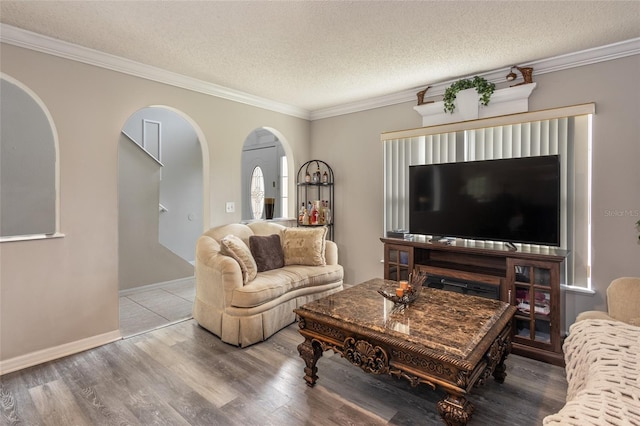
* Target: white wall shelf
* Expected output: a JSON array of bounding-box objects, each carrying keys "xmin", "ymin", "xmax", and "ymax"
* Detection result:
[{"xmin": 414, "ymin": 83, "xmax": 537, "ymax": 127}]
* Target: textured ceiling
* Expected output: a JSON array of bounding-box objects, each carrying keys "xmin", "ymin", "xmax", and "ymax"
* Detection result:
[{"xmin": 1, "ymin": 1, "xmax": 639, "ymax": 112}]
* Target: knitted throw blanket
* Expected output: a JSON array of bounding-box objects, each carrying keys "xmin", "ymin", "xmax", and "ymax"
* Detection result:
[{"xmin": 543, "ymin": 319, "xmax": 640, "ymax": 426}]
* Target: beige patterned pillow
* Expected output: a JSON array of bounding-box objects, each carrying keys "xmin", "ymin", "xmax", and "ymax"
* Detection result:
[
  {"xmin": 219, "ymin": 234, "xmax": 257, "ymax": 283},
  {"xmin": 282, "ymin": 227, "xmax": 327, "ymax": 266}
]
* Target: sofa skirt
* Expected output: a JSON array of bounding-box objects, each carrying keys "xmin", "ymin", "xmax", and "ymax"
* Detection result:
[{"xmin": 195, "ymin": 281, "xmax": 343, "ymax": 347}]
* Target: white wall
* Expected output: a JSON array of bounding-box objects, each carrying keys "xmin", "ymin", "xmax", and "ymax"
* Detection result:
[{"xmin": 311, "ymin": 55, "xmax": 640, "ymax": 328}]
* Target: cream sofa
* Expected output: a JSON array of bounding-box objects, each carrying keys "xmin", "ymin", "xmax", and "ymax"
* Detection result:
[
  {"xmin": 193, "ymin": 221, "xmax": 343, "ymax": 347},
  {"xmin": 574, "ymin": 276, "xmax": 640, "ymax": 326},
  {"xmin": 543, "ymin": 319, "xmax": 640, "ymax": 425},
  {"xmin": 543, "ymin": 277, "xmax": 640, "ymax": 425}
]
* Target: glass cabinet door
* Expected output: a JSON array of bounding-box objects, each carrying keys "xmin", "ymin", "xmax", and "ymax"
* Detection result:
[
  {"xmin": 510, "ymin": 260, "xmax": 557, "ymax": 350},
  {"xmin": 384, "ymin": 244, "xmax": 413, "ymax": 281}
]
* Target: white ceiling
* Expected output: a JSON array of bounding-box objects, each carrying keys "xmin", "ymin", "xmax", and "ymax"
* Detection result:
[{"xmin": 1, "ymin": 1, "xmax": 639, "ymax": 114}]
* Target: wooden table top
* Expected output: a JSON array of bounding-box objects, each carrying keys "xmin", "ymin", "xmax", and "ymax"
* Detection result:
[{"xmin": 296, "ymin": 278, "xmax": 515, "ymax": 367}]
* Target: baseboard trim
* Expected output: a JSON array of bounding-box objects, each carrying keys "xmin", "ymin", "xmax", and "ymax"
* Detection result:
[
  {"xmin": 119, "ymin": 276, "xmax": 195, "ymax": 297},
  {"xmin": 0, "ymin": 330, "xmax": 122, "ymax": 375}
]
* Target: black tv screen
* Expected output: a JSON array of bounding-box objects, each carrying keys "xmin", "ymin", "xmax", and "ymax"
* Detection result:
[{"xmin": 409, "ymin": 155, "xmax": 560, "ymax": 246}]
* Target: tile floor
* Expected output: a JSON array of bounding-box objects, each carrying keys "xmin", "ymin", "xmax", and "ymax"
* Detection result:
[{"xmin": 119, "ymin": 278, "xmax": 195, "ymax": 338}]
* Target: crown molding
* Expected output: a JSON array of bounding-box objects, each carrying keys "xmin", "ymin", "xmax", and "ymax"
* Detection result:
[
  {"xmin": 1, "ymin": 24, "xmax": 638, "ymax": 122},
  {"xmin": 0, "ymin": 24, "xmax": 311, "ymax": 120},
  {"xmin": 311, "ymin": 37, "xmax": 640, "ymax": 120}
]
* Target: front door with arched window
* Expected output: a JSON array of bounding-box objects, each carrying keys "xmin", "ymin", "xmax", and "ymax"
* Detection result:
[{"xmin": 241, "ymin": 129, "xmax": 283, "ymax": 221}]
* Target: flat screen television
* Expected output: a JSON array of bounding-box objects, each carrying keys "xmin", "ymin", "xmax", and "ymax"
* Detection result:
[{"xmin": 409, "ymin": 155, "xmax": 560, "ymax": 246}]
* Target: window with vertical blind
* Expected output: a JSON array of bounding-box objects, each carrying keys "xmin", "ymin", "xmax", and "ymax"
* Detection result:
[{"xmin": 382, "ymin": 104, "xmax": 594, "ymax": 288}]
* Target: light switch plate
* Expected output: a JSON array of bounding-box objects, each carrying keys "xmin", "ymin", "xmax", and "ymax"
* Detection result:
[{"xmin": 225, "ymin": 202, "xmax": 235, "ymax": 213}]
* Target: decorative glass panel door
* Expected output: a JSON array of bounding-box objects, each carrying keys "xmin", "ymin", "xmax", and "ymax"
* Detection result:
[
  {"xmin": 508, "ymin": 258, "xmax": 561, "ymax": 354},
  {"xmin": 384, "ymin": 244, "xmax": 413, "ymax": 282}
]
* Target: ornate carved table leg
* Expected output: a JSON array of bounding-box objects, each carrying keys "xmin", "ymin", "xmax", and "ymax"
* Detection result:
[
  {"xmin": 437, "ymin": 394, "xmax": 474, "ymax": 426},
  {"xmin": 492, "ymin": 352, "xmax": 508, "ymax": 383},
  {"xmin": 492, "ymin": 335, "xmax": 511, "ymax": 384},
  {"xmin": 297, "ymin": 337, "xmax": 323, "ymax": 387}
]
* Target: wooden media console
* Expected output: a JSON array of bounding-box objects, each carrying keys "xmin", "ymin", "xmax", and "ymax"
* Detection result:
[{"xmin": 382, "ymin": 237, "xmax": 568, "ymax": 365}]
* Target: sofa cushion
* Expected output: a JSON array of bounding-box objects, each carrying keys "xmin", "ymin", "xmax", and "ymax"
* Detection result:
[
  {"xmin": 230, "ymin": 263, "xmax": 344, "ymax": 308},
  {"xmin": 247, "ymin": 221, "xmax": 286, "ymax": 237},
  {"xmin": 249, "ymin": 234, "xmax": 285, "ymax": 272},
  {"xmin": 220, "ymin": 235, "xmax": 257, "ymax": 284},
  {"xmin": 282, "ymin": 226, "xmax": 327, "ymax": 266},
  {"xmin": 205, "ymin": 223, "xmax": 254, "ymax": 247}
]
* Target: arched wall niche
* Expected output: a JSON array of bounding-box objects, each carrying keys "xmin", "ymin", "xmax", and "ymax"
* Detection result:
[{"xmin": 0, "ymin": 73, "xmax": 61, "ymax": 241}]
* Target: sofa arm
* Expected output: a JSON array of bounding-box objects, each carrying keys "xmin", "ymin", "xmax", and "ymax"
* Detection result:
[
  {"xmin": 325, "ymin": 240, "xmax": 338, "ymax": 265},
  {"xmin": 195, "ymin": 235, "xmax": 244, "ymax": 309},
  {"xmin": 575, "ymin": 310, "xmax": 613, "ymax": 322}
]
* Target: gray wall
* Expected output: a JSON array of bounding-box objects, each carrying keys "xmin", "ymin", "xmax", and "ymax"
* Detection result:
[
  {"xmin": 311, "ymin": 54, "xmax": 640, "ymax": 329},
  {"xmin": 0, "ymin": 43, "xmax": 310, "ymax": 367},
  {"xmin": 0, "ymin": 77, "xmax": 56, "ymax": 237},
  {"xmin": 0, "ymin": 38, "xmax": 637, "ymax": 370}
]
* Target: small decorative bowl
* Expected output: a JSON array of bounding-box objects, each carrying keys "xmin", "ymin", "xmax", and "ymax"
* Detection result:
[
  {"xmin": 378, "ymin": 271, "xmax": 428, "ymax": 307},
  {"xmin": 378, "ymin": 286, "xmax": 421, "ymax": 306}
]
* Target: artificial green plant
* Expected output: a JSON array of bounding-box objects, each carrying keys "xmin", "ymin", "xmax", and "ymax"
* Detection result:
[{"xmin": 443, "ymin": 76, "xmax": 496, "ymax": 114}]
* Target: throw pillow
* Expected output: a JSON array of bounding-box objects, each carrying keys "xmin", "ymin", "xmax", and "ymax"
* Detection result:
[
  {"xmin": 282, "ymin": 226, "xmax": 327, "ymax": 266},
  {"xmin": 219, "ymin": 234, "xmax": 257, "ymax": 284},
  {"xmin": 249, "ymin": 234, "xmax": 285, "ymax": 272}
]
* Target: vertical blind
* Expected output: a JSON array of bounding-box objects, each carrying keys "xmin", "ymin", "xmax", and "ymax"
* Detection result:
[
  {"xmin": 383, "ymin": 132, "xmax": 457, "ymax": 233},
  {"xmin": 383, "ymin": 116, "xmax": 590, "ymax": 288}
]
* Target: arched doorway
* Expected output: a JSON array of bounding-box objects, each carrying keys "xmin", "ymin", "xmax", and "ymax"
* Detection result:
[
  {"xmin": 241, "ymin": 128, "xmax": 293, "ymax": 221},
  {"xmin": 118, "ymin": 106, "xmax": 209, "ymax": 337}
]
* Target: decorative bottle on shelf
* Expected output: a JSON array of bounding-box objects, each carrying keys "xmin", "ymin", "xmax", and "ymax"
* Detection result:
[
  {"xmin": 298, "ymin": 203, "xmax": 305, "ymax": 224},
  {"xmin": 322, "ymin": 171, "xmax": 328, "ymax": 183},
  {"xmin": 302, "ymin": 208, "xmax": 309, "ymax": 225},
  {"xmin": 305, "ymin": 171, "xmax": 311, "ymax": 183},
  {"xmin": 324, "ymin": 200, "xmax": 332, "ymax": 224},
  {"xmin": 310, "ymin": 202, "xmax": 318, "ymax": 225},
  {"xmin": 313, "ymin": 165, "xmax": 321, "ymax": 183}
]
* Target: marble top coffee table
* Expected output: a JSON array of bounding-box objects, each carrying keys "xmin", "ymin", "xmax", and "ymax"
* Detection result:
[{"xmin": 294, "ymin": 278, "xmax": 516, "ymax": 426}]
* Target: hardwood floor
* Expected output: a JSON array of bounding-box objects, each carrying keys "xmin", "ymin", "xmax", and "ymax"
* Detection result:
[{"xmin": 0, "ymin": 320, "xmax": 567, "ymax": 425}]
